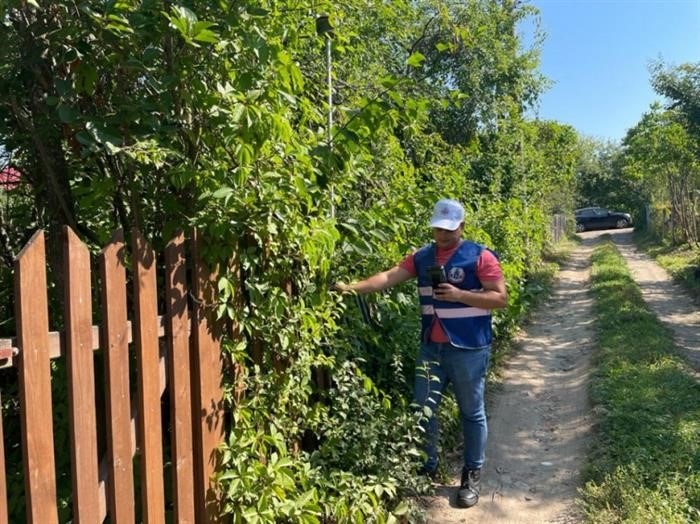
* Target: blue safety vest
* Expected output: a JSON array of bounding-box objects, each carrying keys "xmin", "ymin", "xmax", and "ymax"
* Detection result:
[{"xmin": 414, "ymin": 241, "xmax": 493, "ymax": 349}]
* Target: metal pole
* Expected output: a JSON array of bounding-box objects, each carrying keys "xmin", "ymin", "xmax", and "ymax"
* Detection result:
[
  {"xmin": 316, "ymin": 14, "xmax": 335, "ymax": 219},
  {"xmin": 326, "ymin": 35, "xmax": 334, "ymax": 218}
]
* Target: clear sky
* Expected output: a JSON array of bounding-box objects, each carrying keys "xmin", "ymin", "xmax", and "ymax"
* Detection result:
[{"xmin": 525, "ymin": 0, "xmax": 700, "ymax": 143}]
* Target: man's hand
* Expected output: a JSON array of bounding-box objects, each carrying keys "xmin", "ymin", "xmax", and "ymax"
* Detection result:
[
  {"xmin": 332, "ymin": 266, "xmax": 412, "ymax": 295},
  {"xmin": 433, "ymin": 279, "xmax": 507, "ymax": 309},
  {"xmin": 333, "ymin": 282, "xmax": 353, "ymax": 293},
  {"xmin": 432, "ymin": 283, "xmax": 462, "ymax": 302}
]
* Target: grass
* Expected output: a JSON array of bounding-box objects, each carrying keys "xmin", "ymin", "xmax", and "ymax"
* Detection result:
[{"xmin": 580, "ymin": 240, "xmax": 700, "ymax": 523}]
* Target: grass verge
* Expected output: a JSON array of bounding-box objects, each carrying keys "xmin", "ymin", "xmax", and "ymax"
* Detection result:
[{"xmin": 580, "ymin": 240, "xmax": 700, "ymax": 523}]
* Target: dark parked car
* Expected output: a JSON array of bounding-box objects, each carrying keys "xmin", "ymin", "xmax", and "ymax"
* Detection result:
[{"xmin": 575, "ymin": 207, "xmax": 632, "ymax": 232}]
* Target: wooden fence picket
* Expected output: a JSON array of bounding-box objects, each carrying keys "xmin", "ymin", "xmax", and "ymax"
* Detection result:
[
  {"xmin": 132, "ymin": 229, "xmax": 165, "ymax": 524},
  {"xmin": 190, "ymin": 229, "xmax": 225, "ymax": 523},
  {"xmin": 0, "ymin": 227, "xmax": 228, "ymax": 523},
  {"xmin": 165, "ymin": 231, "xmax": 196, "ymax": 523},
  {"xmin": 99, "ymin": 230, "xmax": 135, "ymax": 523},
  {"xmin": 14, "ymin": 231, "xmax": 58, "ymax": 523},
  {"xmin": 64, "ymin": 226, "xmax": 100, "ymax": 523}
]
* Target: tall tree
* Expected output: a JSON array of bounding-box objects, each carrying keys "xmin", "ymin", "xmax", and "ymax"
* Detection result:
[
  {"xmin": 650, "ymin": 61, "xmax": 700, "ymax": 143},
  {"xmin": 623, "ymin": 104, "xmax": 699, "ymax": 244},
  {"xmin": 573, "ymin": 135, "xmax": 646, "ymax": 217}
]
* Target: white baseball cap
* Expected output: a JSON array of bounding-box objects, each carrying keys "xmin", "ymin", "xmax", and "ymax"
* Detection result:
[{"xmin": 429, "ymin": 198, "xmax": 464, "ymax": 231}]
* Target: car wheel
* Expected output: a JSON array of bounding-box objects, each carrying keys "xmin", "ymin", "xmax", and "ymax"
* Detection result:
[
  {"xmin": 575, "ymin": 223, "xmax": 585, "ymax": 232},
  {"xmin": 616, "ymin": 219, "xmax": 628, "ymax": 229}
]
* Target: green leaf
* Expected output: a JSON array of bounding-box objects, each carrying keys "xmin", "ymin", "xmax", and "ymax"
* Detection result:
[
  {"xmin": 406, "ymin": 52, "xmax": 425, "ymax": 68},
  {"xmin": 193, "ymin": 21, "xmax": 219, "ymax": 44},
  {"xmin": 248, "ymin": 7, "xmax": 270, "ymax": 16},
  {"xmin": 85, "ymin": 122, "xmax": 122, "ymax": 153},
  {"xmin": 57, "ymin": 105, "xmax": 78, "ymax": 124},
  {"xmin": 75, "ymin": 64, "xmax": 97, "ymax": 95},
  {"xmin": 142, "ymin": 46, "xmax": 161, "ymax": 63},
  {"xmin": 173, "ymin": 5, "xmax": 197, "ymax": 27},
  {"xmin": 193, "ymin": 29, "xmax": 219, "ymax": 43},
  {"xmin": 338, "ymin": 222, "xmax": 359, "ymax": 236},
  {"xmin": 230, "ymin": 105, "xmax": 245, "ymax": 124},
  {"xmin": 379, "ymin": 76, "xmax": 399, "ymax": 89},
  {"xmin": 55, "ymin": 79, "xmax": 73, "ymax": 97},
  {"xmin": 212, "ymin": 187, "xmax": 234, "ymax": 199}
]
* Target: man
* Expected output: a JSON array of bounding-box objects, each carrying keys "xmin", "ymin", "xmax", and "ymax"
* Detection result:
[{"xmin": 335, "ymin": 198, "xmax": 507, "ymax": 508}]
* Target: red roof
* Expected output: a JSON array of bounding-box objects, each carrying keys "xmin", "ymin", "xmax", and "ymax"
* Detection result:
[{"xmin": 0, "ymin": 167, "xmax": 21, "ymax": 190}]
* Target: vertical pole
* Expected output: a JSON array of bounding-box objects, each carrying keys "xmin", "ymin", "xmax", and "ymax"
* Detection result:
[{"xmin": 327, "ymin": 35, "xmax": 334, "ymax": 218}]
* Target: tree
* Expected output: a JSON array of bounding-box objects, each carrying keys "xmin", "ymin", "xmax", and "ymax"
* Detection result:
[
  {"xmin": 622, "ymin": 105, "xmax": 699, "ymax": 244},
  {"xmin": 616, "ymin": 61, "xmax": 700, "ymax": 245},
  {"xmin": 650, "ymin": 61, "xmax": 700, "ymax": 143},
  {"xmin": 574, "ymin": 136, "xmax": 645, "ymax": 215}
]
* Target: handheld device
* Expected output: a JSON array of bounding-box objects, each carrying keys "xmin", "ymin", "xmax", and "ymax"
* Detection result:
[{"xmin": 427, "ymin": 265, "xmax": 447, "ymax": 287}]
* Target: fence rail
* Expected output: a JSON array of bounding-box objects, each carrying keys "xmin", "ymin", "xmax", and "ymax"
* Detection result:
[{"xmin": 0, "ymin": 227, "xmax": 226, "ymax": 523}]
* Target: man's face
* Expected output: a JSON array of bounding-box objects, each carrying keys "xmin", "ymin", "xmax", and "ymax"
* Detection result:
[{"xmin": 432, "ymin": 225, "xmax": 463, "ymax": 249}]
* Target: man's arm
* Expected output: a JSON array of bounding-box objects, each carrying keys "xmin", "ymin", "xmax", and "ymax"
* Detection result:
[
  {"xmin": 433, "ymin": 278, "xmax": 507, "ymax": 309},
  {"xmin": 335, "ymin": 266, "xmax": 413, "ymax": 294}
]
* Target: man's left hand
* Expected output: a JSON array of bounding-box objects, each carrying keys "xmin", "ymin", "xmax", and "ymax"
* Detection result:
[{"xmin": 433, "ymin": 283, "xmax": 463, "ymax": 302}]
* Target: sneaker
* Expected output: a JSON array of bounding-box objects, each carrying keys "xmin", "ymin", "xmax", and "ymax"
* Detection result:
[{"xmin": 456, "ymin": 468, "xmax": 480, "ymax": 508}]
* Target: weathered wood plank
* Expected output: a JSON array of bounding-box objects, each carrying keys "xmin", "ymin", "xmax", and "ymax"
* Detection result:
[
  {"xmin": 14, "ymin": 230, "xmax": 58, "ymax": 523},
  {"xmin": 64, "ymin": 227, "xmax": 100, "ymax": 523},
  {"xmin": 0, "ymin": 318, "xmax": 167, "ymax": 370},
  {"xmin": 190, "ymin": 230, "xmax": 225, "ymax": 523},
  {"xmin": 100, "ymin": 229, "xmax": 135, "ymax": 523},
  {"xmin": 165, "ymin": 231, "xmax": 196, "ymax": 523},
  {"xmin": 132, "ymin": 229, "xmax": 165, "ymax": 524}
]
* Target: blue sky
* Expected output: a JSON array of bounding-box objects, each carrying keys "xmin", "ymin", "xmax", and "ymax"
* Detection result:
[{"xmin": 524, "ymin": 0, "xmax": 700, "ymax": 143}]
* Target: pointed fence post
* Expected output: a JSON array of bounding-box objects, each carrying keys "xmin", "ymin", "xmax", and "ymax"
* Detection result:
[
  {"xmin": 14, "ymin": 231, "xmax": 58, "ymax": 523},
  {"xmin": 100, "ymin": 229, "xmax": 135, "ymax": 523},
  {"xmin": 64, "ymin": 226, "xmax": 100, "ymax": 523}
]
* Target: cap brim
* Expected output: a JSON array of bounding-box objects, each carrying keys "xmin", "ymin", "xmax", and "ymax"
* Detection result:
[{"xmin": 429, "ymin": 219, "xmax": 461, "ymax": 231}]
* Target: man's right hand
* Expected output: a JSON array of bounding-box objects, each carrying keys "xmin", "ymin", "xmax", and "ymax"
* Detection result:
[{"xmin": 333, "ymin": 282, "xmax": 353, "ymax": 293}]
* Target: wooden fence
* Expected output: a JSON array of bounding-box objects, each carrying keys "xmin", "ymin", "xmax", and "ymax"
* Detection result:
[
  {"xmin": 550, "ymin": 213, "xmax": 568, "ymax": 244},
  {"xmin": 0, "ymin": 226, "xmax": 227, "ymax": 523}
]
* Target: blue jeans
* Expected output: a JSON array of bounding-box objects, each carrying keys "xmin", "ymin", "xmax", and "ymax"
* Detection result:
[{"xmin": 414, "ymin": 342, "xmax": 490, "ymax": 471}]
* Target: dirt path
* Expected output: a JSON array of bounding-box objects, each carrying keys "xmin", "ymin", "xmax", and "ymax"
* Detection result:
[
  {"xmin": 611, "ymin": 231, "xmax": 700, "ymax": 373},
  {"xmin": 424, "ymin": 229, "xmax": 699, "ymax": 523}
]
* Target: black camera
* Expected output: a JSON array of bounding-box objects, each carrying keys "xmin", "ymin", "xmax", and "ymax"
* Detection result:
[{"xmin": 427, "ymin": 265, "xmax": 447, "ymax": 287}]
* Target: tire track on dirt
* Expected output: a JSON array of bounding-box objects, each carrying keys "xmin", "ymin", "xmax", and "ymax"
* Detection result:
[{"xmin": 610, "ymin": 231, "xmax": 700, "ymax": 374}]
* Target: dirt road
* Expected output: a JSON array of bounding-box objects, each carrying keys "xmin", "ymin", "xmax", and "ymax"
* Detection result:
[{"xmin": 424, "ymin": 229, "xmax": 699, "ymax": 523}]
